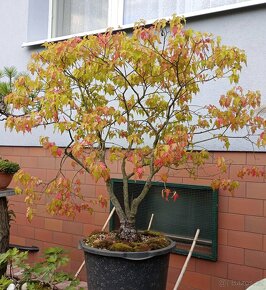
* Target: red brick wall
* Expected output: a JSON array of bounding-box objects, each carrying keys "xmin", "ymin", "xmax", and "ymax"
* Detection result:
[{"xmin": 1, "ymin": 146, "xmax": 265, "ymax": 289}]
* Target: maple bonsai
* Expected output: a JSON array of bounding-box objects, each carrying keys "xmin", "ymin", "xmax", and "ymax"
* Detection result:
[{"xmin": 5, "ymin": 16, "xmax": 266, "ymax": 242}]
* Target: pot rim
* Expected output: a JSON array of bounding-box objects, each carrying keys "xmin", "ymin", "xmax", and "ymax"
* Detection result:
[
  {"xmin": 0, "ymin": 172, "xmax": 14, "ymax": 175},
  {"xmin": 80, "ymin": 238, "xmax": 176, "ymax": 260}
]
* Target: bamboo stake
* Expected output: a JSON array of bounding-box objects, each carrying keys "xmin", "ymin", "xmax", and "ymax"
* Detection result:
[
  {"xmin": 147, "ymin": 213, "xmax": 154, "ymax": 231},
  {"xmin": 102, "ymin": 207, "xmax": 116, "ymax": 232},
  {"xmin": 173, "ymin": 229, "xmax": 200, "ymax": 290},
  {"xmin": 74, "ymin": 207, "xmax": 116, "ymax": 278}
]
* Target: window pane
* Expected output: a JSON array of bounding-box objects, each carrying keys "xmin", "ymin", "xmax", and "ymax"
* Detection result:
[
  {"xmin": 123, "ymin": 0, "xmax": 159, "ymax": 25},
  {"xmin": 191, "ymin": 0, "xmax": 211, "ymax": 12},
  {"xmin": 123, "ymin": 0, "xmax": 250, "ymax": 25},
  {"xmin": 123, "ymin": 0, "xmax": 212, "ymax": 24},
  {"xmin": 158, "ymin": 1, "xmax": 181, "ymax": 18},
  {"xmin": 211, "ymin": 0, "xmax": 237, "ymax": 7},
  {"xmin": 53, "ymin": 0, "xmax": 108, "ymax": 37}
]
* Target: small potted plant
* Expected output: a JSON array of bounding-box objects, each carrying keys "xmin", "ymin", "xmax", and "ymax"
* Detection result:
[
  {"xmin": 5, "ymin": 16, "xmax": 266, "ymax": 290},
  {"xmin": 0, "ymin": 158, "xmax": 20, "ymax": 190}
]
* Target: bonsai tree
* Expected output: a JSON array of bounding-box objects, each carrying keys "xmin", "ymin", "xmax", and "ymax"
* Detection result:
[{"xmin": 5, "ymin": 16, "xmax": 266, "ymax": 241}]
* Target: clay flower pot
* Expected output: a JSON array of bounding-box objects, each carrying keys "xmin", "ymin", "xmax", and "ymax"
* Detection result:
[
  {"xmin": 0, "ymin": 172, "xmax": 14, "ymax": 190},
  {"xmin": 0, "ymin": 158, "xmax": 20, "ymax": 190}
]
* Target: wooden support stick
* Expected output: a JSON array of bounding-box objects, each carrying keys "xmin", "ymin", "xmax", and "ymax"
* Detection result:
[
  {"xmin": 102, "ymin": 207, "xmax": 116, "ymax": 231},
  {"xmin": 74, "ymin": 207, "xmax": 116, "ymax": 278},
  {"xmin": 147, "ymin": 213, "xmax": 154, "ymax": 231},
  {"xmin": 173, "ymin": 229, "xmax": 200, "ymax": 290}
]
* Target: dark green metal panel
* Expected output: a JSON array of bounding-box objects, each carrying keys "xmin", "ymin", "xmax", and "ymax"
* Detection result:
[{"xmin": 110, "ymin": 179, "xmax": 218, "ymax": 261}]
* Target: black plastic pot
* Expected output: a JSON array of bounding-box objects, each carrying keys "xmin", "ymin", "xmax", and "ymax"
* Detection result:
[{"xmin": 80, "ymin": 239, "xmax": 176, "ymax": 290}]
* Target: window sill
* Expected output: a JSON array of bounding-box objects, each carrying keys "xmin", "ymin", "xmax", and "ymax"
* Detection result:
[{"xmin": 22, "ymin": 0, "xmax": 266, "ymax": 48}]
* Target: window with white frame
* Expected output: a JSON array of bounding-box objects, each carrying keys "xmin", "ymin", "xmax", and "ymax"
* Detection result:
[{"xmin": 26, "ymin": 0, "xmax": 255, "ymax": 43}]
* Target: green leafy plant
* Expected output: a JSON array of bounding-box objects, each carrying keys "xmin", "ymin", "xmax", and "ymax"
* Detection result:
[
  {"xmin": 0, "ymin": 247, "xmax": 83, "ymax": 290},
  {"xmin": 0, "ymin": 247, "xmax": 28, "ymax": 278},
  {"xmin": 0, "ymin": 275, "xmax": 12, "ymax": 288},
  {"xmin": 0, "ymin": 159, "xmax": 20, "ymax": 174},
  {"xmin": 0, "ymin": 66, "xmax": 18, "ymax": 118},
  {"xmin": 6, "ymin": 16, "xmax": 266, "ymax": 242}
]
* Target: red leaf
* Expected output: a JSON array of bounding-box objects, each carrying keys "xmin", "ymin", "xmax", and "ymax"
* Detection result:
[
  {"xmin": 162, "ymin": 188, "xmax": 171, "ymax": 201},
  {"xmin": 172, "ymin": 191, "xmax": 179, "ymax": 202},
  {"xmin": 135, "ymin": 167, "xmax": 144, "ymax": 179},
  {"xmin": 56, "ymin": 148, "xmax": 63, "ymax": 157},
  {"xmin": 140, "ymin": 30, "xmax": 149, "ymax": 40}
]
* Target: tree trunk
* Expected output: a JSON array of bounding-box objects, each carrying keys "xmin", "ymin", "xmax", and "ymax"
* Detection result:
[
  {"xmin": 0, "ymin": 197, "xmax": 10, "ymax": 277},
  {"xmin": 118, "ymin": 220, "xmax": 139, "ymax": 242}
]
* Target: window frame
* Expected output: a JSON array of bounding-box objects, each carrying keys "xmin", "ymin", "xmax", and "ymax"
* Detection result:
[{"xmin": 23, "ymin": 0, "xmax": 266, "ymax": 47}]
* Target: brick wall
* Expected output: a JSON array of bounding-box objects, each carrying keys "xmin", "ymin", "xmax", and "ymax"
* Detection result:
[{"xmin": 1, "ymin": 146, "xmax": 265, "ymax": 289}]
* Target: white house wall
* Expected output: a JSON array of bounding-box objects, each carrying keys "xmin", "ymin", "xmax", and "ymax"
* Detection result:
[{"xmin": 0, "ymin": 2, "xmax": 265, "ymax": 151}]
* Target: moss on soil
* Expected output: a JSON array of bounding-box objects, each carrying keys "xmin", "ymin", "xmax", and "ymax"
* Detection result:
[{"xmin": 83, "ymin": 230, "xmax": 170, "ymax": 252}]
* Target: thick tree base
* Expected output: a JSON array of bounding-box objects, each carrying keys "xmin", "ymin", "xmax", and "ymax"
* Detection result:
[
  {"xmin": 0, "ymin": 197, "xmax": 10, "ymax": 277},
  {"xmin": 118, "ymin": 221, "xmax": 139, "ymax": 242}
]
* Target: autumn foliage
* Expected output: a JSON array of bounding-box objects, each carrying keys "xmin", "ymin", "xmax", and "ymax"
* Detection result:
[{"xmin": 5, "ymin": 16, "xmax": 266, "ymax": 236}]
